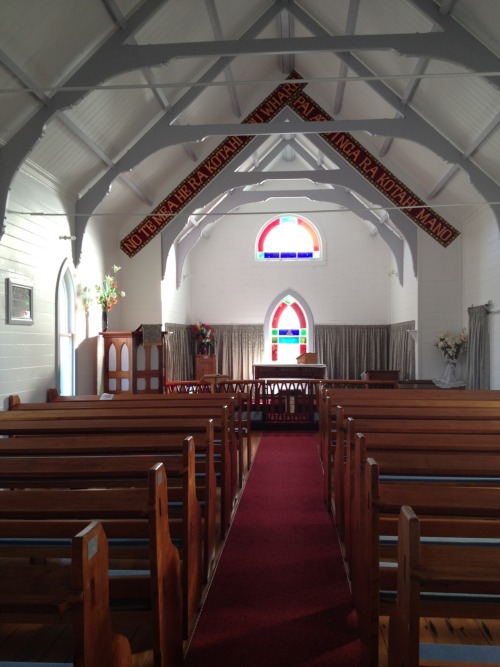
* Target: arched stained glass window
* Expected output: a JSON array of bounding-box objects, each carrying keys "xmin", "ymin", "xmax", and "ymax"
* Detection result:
[
  {"xmin": 256, "ymin": 215, "xmax": 321, "ymax": 260},
  {"xmin": 270, "ymin": 295, "xmax": 308, "ymax": 362}
]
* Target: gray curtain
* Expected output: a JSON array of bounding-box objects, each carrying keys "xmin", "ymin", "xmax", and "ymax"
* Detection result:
[
  {"xmin": 166, "ymin": 321, "xmax": 416, "ymax": 382},
  {"xmin": 164, "ymin": 323, "xmax": 193, "ymax": 381},
  {"xmin": 314, "ymin": 322, "xmax": 414, "ymax": 380},
  {"xmin": 467, "ymin": 306, "xmax": 490, "ymax": 389},
  {"xmin": 214, "ymin": 325, "xmax": 265, "ymax": 379},
  {"xmin": 389, "ymin": 320, "xmax": 416, "ymax": 381},
  {"xmin": 314, "ymin": 324, "xmax": 390, "ymax": 380}
]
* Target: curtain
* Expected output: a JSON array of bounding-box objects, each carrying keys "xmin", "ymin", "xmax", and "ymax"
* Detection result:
[
  {"xmin": 314, "ymin": 325, "xmax": 390, "ymax": 379},
  {"xmin": 389, "ymin": 320, "xmax": 416, "ymax": 381},
  {"xmin": 467, "ymin": 306, "xmax": 490, "ymax": 389},
  {"xmin": 164, "ymin": 323, "xmax": 193, "ymax": 381},
  {"xmin": 166, "ymin": 321, "xmax": 415, "ymax": 382},
  {"xmin": 214, "ymin": 325, "xmax": 265, "ymax": 379}
]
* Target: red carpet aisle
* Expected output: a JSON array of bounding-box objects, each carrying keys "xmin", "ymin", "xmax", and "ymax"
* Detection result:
[{"xmin": 184, "ymin": 432, "xmax": 361, "ymax": 666}]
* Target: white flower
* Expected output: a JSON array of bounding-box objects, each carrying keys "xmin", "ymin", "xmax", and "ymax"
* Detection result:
[{"xmin": 435, "ymin": 329, "xmax": 468, "ymax": 364}]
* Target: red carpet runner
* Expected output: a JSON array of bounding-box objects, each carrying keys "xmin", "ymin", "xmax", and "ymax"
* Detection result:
[{"xmin": 184, "ymin": 432, "xmax": 361, "ymax": 666}]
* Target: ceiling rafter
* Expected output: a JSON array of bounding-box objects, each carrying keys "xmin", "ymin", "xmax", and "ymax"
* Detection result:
[
  {"xmin": 73, "ymin": 1, "xmax": 284, "ymax": 261},
  {"xmin": 333, "ymin": 0, "xmax": 361, "ymax": 116},
  {"xmin": 0, "ymin": 48, "xmax": 50, "ymax": 105},
  {"xmin": 101, "ymin": 0, "xmax": 127, "ymax": 29},
  {"xmin": 75, "ymin": 4, "xmax": 500, "ymax": 263},
  {"xmin": 205, "ymin": 0, "xmax": 241, "ymax": 118},
  {"xmin": 162, "ymin": 104, "xmax": 416, "ymax": 282},
  {"xmin": 290, "ymin": 2, "xmax": 500, "ymax": 222},
  {"xmin": 278, "ymin": 8, "xmax": 295, "ymax": 74}
]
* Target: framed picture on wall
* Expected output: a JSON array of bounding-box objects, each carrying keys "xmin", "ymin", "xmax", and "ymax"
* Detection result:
[{"xmin": 6, "ymin": 278, "xmax": 33, "ymax": 325}]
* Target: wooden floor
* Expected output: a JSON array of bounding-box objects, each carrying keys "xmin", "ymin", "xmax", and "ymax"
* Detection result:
[
  {"xmin": 2, "ymin": 431, "xmax": 500, "ymax": 665},
  {"xmin": 379, "ymin": 616, "xmax": 500, "ymax": 667}
]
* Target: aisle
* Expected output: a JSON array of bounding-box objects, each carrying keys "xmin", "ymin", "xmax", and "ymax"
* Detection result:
[{"xmin": 184, "ymin": 431, "xmax": 361, "ymax": 666}]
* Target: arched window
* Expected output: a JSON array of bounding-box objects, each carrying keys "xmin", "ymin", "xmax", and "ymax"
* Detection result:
[
  {"xmin": 270, "ymin": 295, "xmax": 308, "ymax": 362},
  {"xmin": 56, "ymin": 262, "xmax": 75, "ymax": 395},
  {"xmin": 256, "ymin": 215, "xmax": 321, "ymax": 261}
]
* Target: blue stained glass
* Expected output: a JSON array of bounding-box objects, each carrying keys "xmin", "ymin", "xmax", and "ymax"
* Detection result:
[
  {"xmin": 279, "ymin": 337, "xmax": 300, "ymax": 344},
  {"xmin": 264, "ymin": 252, "xmax": 279, "ymax": 258},
  {"xmin": 279, "ymin": 329, "xmax": 299, "ymax": 335},
  {"xmin": 297, "ymin": 252, "xmax": 313, "ymax": 258},
  {"xmin": 280, "ymin": 252, "xmax": 297, "ymax": 259}
]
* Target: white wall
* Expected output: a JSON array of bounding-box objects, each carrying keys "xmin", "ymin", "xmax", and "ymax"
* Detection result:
[
  {"xmin": 417, "ymin": 230, "xmax": 465, "ymax": 381},
  {"xmin": 162, "ymin": 245, "xmax": 191, "ymax": 325},
  {"xmin": 0, "ymin": 169, "xmax": 76, "ymax": 406},
  {"xmin": 187, "ymin": 203, "xmax": 401, "ymax": 327}
]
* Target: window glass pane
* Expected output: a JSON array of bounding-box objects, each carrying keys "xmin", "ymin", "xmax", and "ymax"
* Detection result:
[
  {"xmin": 270, "ymin": 295, "xmax": 308, "ymax": 362},
  {"xmin": 257, "ymin": 215, "xmax": 321, "ymax": 261}
]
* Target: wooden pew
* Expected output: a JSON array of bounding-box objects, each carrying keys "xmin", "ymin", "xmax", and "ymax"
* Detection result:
[
  {"xmin": 0, "ymin": 463, "xmax": 183, "ymax": 667},
  {"xmin": 338, "ymin": 415, "xmax": 500, "ymax": 535},
  {"xmin": 0, "ymin": 426, "xmax": 216, "ymax": 560},
  {"xmin": 40, "ymin": 390, "xmax": 251, "ymax": 491},
  {"xmin": 388, "ymin": 505, "xmax": 500, "ymax": 667},
  {"xmin": 0, "ymin": 427, "xmax": 216, "ymax": 583},
  {"xmin": 0, "ymin": 520, "xmax": 133, "ymax": 667},
  {"xmin": 340, "ymin": 414, "xmax": 500, "ymax": 557},
  {"xmin": 350, "ymin": 434, "xmax": 500, "ymax": 582},
  {"xmin": 358, "ymin": 457, "xmax": 500, "ymax": 667},
  {"xmin": 0, "ymin": 408, "xmax": 234, "ymax": 538},
  {"xmin": 332, "ymin": 403, "xmax": 500, "ymax": 529},
  {"xmin": 0, "ymin": 438, "xmax": 203, "ymax": 640},
  {"xmin": 317, "ymin": 380, "xmax": 398, "ymax": 497},
  {"xmin": 319, "ymin": 387, "xmax": 500, "ymax": 513},
  {"xmin": 215, "ymin": 381, "xmax": 260, "ymax": 474},
  {"xmin": 348, "ymin": 431, "xmax": 500, "ymax": 576}
]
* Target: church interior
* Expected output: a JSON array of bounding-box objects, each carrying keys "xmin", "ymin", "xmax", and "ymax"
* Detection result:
[{"xmin": 1, "ymin": 1, "xmax": 500, "ymax": 665}]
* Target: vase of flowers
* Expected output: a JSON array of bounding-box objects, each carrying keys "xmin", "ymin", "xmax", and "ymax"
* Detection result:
[
  {"xmin": 192, "ymin": 322, "xmax": 215, "ymax": 356},
  {"xmin": 94, "ymin": 265, "xmax": 126, "ymax": 332},
  {"xmin": 435, "ymin": 329, "xmax": 468, "ymax": 364},
  {"xmin": 433, "ymin": 328, "xmax": 468, "ymax": 388}
]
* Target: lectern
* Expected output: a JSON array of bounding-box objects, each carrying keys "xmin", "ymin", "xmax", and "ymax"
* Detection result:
[
  {"xmin": 296, "ymin": 352, "xmax": 318, "ymax": 364},
  {"xmin": 195, "ymin": 354, "xmax": 217, "ymax": 380}
]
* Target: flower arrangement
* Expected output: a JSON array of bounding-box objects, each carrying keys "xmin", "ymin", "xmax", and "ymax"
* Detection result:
[
  {"xmin": 192, "ymin": 322, "xmax": 215, "ymax": 355},
  {"xmin": 95, "ymin": 265, "xmax": 126, "ymax": 312},
  {"xmin": 435, "ymin": 328, "xmax": 468, "ymax": 364}
]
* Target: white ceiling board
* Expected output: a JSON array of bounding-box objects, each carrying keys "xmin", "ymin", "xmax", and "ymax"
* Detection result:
[
  {"xmin": 450, "ymin": 0, "xmax": 500, "ymax": 57},
  {"xmin": 213, "ymin": 0, "xmax": 274, "ymax": 40},
  {"xmin": 0, "ymin": 0, "xmax": 115, "ymax": 87},
  {"xmin": 135, "ymin": 0, "xmax": 216, "ymax": 44},
  {"xmin": 297, "ymin": 0, "xmax": 350, "ymax": 36},
  {"xmin": 356, "ymin": 0, "xmax": 433, "ymax": 35}
]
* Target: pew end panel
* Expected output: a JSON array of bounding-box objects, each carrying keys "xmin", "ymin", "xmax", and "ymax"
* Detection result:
[{"xmin": 0, "ymin": 521, "xmax": 133, "ymax": 667}]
